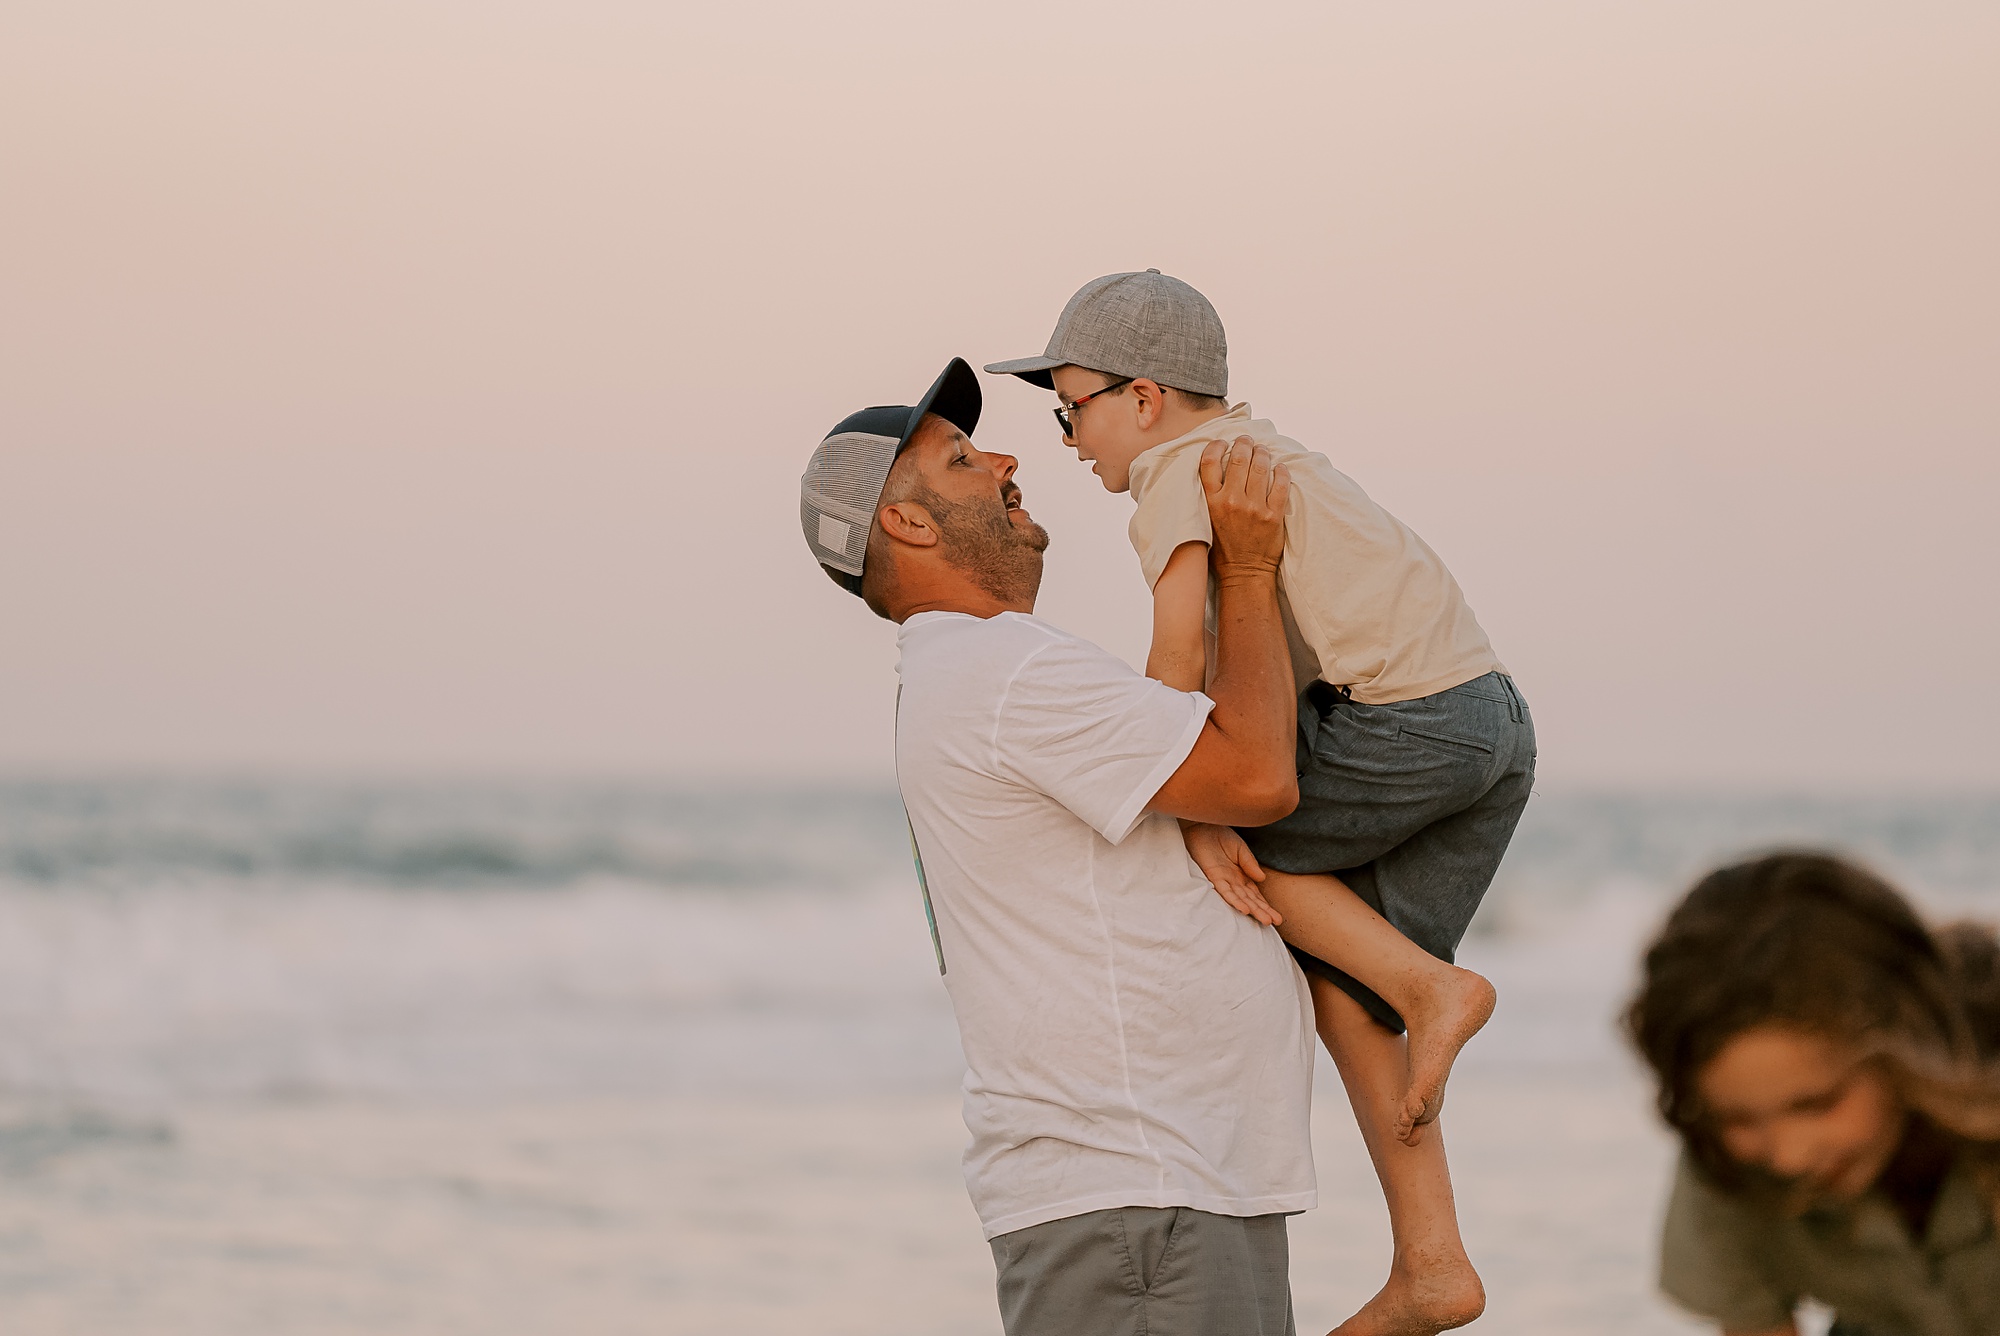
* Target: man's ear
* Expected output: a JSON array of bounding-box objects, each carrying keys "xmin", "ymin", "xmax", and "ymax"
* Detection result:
[
  {"xmin": 1130, "ymin": 378, "xmax": 1166, "ymax": 430},
  {"xmin": 878, "ymin": 500, "xmax": 941, "ymax": 548}
]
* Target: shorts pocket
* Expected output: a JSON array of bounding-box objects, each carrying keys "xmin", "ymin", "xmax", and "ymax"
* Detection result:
[
  {"xmin": 1140, "ymin": 1207, "xmax": 1191, "ymax": 1296},
  {"xmin": 1399, "ymin": 725, "xmax": 1493, "ymax": 756},
  {"xmin": 1308, "ymin": 700, "xmax": 1400, "ymax": 760}
]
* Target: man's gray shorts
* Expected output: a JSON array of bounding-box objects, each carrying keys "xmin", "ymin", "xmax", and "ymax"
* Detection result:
[
  {"xmin": 1239, "ymin": 670, "xmax": 1537, "ymax": 1034},
  {"xmin": 990, "ymin": 1206, "xmax": 1294, "ymax": 1336}
]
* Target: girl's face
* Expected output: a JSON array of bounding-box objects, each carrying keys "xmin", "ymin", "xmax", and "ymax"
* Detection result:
[{"xmin": 1697, "ymin": 1024, "xmax": 1908, "ymax": 1204}]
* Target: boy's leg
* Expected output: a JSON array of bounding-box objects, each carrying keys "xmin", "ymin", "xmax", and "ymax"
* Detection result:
[
  {"xmin": 1258, "ymin": 867, "xmax": 1494, "ymax": 1144},
  {"xmin": 1245, "ymin": 672, "xmax": 1537, "ymax": 1135},
  {"xmin": 1306, "ymin": 972, "xmax": 1484, "ymax": 1336}
]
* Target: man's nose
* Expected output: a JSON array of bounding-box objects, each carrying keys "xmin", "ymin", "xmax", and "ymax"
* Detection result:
[{"xmin": 988, "ymin": 452, "xmax": 1018, "ymax": 483}]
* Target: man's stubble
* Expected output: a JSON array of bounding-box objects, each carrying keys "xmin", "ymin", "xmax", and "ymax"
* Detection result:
[{"xmin": 917, "ymin": 484, "xmax": 1049, "ymax": 605}]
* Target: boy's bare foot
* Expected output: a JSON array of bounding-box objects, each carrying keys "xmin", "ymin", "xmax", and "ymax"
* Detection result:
[
  {"xmin": 1393, "ymin": 966, "xmax": 1496, "ymax": 1146},
  {"xmin": 1329, "ymin": 1246, "xmax": 1486, "ymax": 1336}
]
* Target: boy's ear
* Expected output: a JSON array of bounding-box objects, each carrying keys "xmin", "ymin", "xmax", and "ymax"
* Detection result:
[
  {"xmin": 878, "ymin": 500, "xmax": 941, "ymax": 548},
  {"xmin": 1130, "ymin": 378, "xmax": 1166, "ymax": 430}
]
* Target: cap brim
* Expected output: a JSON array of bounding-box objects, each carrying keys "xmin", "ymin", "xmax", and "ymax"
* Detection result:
[
  {"xmin": 906, "ymin": 356, "xmax": 983, "ymax": 446},
  {"xmin": 981, "ymin": 355, "xmax": 1060, "ymax": 390}
]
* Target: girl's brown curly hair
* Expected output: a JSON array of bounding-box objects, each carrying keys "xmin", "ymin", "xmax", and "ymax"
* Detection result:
[{"xmin": 1624, "ymin": 850, "xmax": 2000, "ymax": 1195}]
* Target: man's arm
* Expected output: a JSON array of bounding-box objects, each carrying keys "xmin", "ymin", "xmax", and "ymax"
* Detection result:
[
  {"xmin": 1146, "ymin": 540, "xmax": 1210, "ymax": 692},
  {"xmin": 1148, "ymin": 437, "xmax": 1297, "ymax": 828}
]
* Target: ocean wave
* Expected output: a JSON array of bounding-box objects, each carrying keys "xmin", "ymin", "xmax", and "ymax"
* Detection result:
[
  {"xmin": 0, "ymin": 780, "xmax": 911, "ymax": 892},
  {"xmin": 2, "ymin": 781, "xmax": 1997, "ymax": 1101}
]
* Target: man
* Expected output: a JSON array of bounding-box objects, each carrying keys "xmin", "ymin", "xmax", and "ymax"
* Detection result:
[{"xmin": 799, "ymin": 357, "xmax": 1316, "ymax": 1335}]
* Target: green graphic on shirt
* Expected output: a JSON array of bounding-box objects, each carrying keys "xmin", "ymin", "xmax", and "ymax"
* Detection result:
[{"xmin": 905, "ymin": 813, "xmax": 945, "ymax": 976}]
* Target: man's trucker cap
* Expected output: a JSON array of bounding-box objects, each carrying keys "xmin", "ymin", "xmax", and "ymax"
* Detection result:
[
  {"xmin": 984, "ymin": 269, "xmax": 1227, "ymax": 398},
  {"xmin": 800, "ymin": 357, "xmax": 982, "ymax": 598}
]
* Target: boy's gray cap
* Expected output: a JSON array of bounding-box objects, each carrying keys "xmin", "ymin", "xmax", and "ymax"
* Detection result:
[
  {"xmin": 984, "ymin": 269, "xmax": 1227, "ymax": 398},
  {"xmin": 799, "ymin": 358, "xmax": 982, "ymax": 598}
]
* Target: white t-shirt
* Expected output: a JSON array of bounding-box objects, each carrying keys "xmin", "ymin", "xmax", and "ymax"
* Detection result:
[{"xmin": 894, "ymin": 610, "xmax": 1317, "ymax": 1240}]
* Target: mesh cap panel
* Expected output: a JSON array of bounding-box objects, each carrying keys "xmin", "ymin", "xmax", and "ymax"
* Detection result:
[{"xmin": 800, "ymin": 431, "xmax": 902, "ymax": 576}]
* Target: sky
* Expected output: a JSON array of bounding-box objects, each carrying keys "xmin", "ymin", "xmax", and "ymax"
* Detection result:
[{"xmin": 2, "ymin": 0, "xmax": 1995, "ymax": 789}]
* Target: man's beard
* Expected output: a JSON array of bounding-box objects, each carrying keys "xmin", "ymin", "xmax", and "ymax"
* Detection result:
[{"xmin": 917, "ymin": 485, "xmax": 1049, "ymax": 604}]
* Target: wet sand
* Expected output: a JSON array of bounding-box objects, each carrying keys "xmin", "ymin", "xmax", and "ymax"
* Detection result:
[{"xmin": 1, "ymin": 1071, "xmax": 1704, "ymax": 1335}]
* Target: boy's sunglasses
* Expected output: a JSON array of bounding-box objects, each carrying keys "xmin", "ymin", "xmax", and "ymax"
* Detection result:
[{"xmin": 1053, "ymin": 377, "xmax": 1135, "ymax": 437}]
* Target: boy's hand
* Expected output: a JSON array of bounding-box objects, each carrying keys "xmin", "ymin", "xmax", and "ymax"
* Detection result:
[
  {"xmin": 1181, "ymin": 821, "xmax": 1282, "ymax": 926},
  {"xmin": 1200, "ymin": 436, "xmax": 1289, "ymax": 581}
]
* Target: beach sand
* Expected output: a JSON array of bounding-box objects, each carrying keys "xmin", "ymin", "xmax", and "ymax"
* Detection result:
[{"xmin": 2, "ymin": 1071, "xmax": 1704, "ymax": 1335}]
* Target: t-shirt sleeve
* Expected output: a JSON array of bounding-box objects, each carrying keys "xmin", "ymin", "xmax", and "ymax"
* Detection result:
[
  {"xmin": 1129, "ymin": 448, "xmax": 1215, "ymax": 589},
  {"xmin": 992, "ymin": 637, "xmax": 1214, "ymax": 846},
  {"xmin": 1658, "ymin": 1153, "xmax": 1798, "ymax": 1333}
]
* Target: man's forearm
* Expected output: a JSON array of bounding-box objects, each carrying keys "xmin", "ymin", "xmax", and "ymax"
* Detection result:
[{"xmin": 1204, "ymin": 566, "xmax": 1297, "ymax": 799}]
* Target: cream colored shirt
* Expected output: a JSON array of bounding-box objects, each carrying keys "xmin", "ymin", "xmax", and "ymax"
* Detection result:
[{"xmin": 1126, "ymin": 404, "xmax": 1503, "ymax": 706}]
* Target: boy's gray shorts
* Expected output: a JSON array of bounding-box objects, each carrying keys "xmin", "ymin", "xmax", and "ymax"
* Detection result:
[
  {"xmin": 990, "ymin": 1206, "xmax": 1294, "ymax": 1336},
  {"xmin": 1238, "ymin": 670, "xmax": 1536, "ymax": 1034}
]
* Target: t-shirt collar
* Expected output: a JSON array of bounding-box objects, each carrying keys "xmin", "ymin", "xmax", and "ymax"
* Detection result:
[
  {"xmin": 1127, "ymin": 402, "xmax": 1255, "ymax": 500},
  {"xmin": 1157, "ymin": 402, "xmax": 1253, "ymax": 456},
  {"xmin": 897, "ymin": 608, "xmax": 1034, "ymax": 645}
]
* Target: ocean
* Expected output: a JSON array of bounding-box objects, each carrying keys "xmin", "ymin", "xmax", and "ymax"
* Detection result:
[{"xmin": 3, "ymin": 779, "xmax": 1996, "ymax": 1334}]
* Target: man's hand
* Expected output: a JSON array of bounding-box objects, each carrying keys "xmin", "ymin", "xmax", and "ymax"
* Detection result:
[
  {"xmin": 1200, "ymin": 436, "xmax": 1289, "ymax": 582},
  {"xmin": 1182, "ymin": 822, "xmax": 1282, "ymax": 926}
]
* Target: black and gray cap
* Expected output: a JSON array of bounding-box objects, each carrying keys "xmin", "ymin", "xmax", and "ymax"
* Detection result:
[
  {"xmin": 984, "ymin": 268, "xmax": 1228, "ymax": 398},
  {"xmin": 799, "ymin": 357, "xmax": 982, "ymax": 598}
]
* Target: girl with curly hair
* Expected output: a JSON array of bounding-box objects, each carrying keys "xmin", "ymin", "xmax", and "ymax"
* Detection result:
[{"xmin": 1626, "ymin": 851, "xmax": 2000, "ymax": 1336}]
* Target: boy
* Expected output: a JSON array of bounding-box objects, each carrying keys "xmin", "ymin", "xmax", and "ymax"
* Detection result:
[{"xmin": 986, "ymin": 270, "xmax": 1536, "ymax": 1336}]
